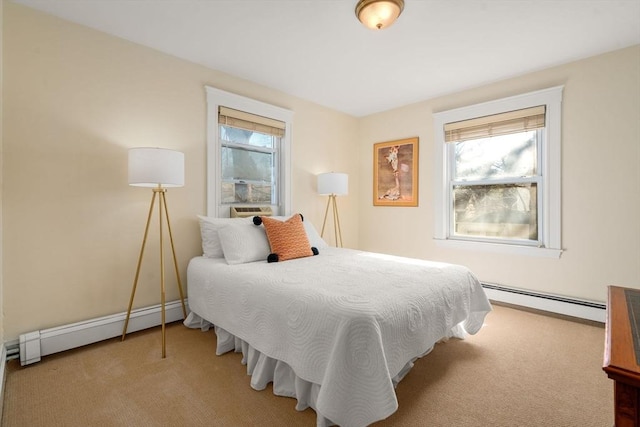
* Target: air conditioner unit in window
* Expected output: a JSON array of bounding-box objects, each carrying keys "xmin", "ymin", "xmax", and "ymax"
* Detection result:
[{"xmin": 230, "ymin": 206, "xmax": 273, "ymax": 218}]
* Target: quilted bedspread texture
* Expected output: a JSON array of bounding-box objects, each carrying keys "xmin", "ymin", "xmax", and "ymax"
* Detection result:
[{"xmin": 187, "ymin": 247, "xmax": 492, "ymax": 426}]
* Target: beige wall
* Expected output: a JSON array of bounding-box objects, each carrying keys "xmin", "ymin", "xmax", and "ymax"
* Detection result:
[
  {"xmin": 1, "ymin": 3, "xmax": 358, "ymax": 340},
  {"xmin": 358, "ymin": 45, "xmax": 640, "ymax": 303},
  {"xmin": 2, "ymin": 2, "xmax": 638, "ymax": 342}
]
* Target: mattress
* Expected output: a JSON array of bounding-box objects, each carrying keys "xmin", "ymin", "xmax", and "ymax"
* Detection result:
[{"xmin": 185, "ymin": 247, "xmax": 492, "ymax": 426}]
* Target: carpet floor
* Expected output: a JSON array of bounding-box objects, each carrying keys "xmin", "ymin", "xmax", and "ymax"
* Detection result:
[{"xmin": 1, "ymin": 304, "xmax": 613, "ymax": 426}]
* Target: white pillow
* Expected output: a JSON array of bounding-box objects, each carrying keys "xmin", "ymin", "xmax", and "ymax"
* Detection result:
[
  {"xmin": 197, "ymin": 215, "xmax": 252, "ymax": 258},
  {"xmin": 302, "ymin": 220, "xmax": 329, "ymax": 249},
  {"xmin": 217, "ymin": 221, "xmax": 271, "ymax": 264}
]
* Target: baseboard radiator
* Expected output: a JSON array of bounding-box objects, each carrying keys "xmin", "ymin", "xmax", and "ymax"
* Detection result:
[
  {"xmin": 15, "ymin": 299, "xmax": 188, "ymax": 366},
  {"xmin": 7, "ymin": 285, "xmax": 604, "ymax": 366},
  {"xmin": 482, "ymin": 283, "xmax": 606, "ymax": 323}
]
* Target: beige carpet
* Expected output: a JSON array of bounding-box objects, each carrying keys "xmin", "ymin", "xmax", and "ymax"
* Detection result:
[{"xmin": 2, "ymin": 304, "xmax": 613, "ymax": 426}]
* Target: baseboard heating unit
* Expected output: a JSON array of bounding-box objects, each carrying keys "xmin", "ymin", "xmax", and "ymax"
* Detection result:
[
  {"xmin": 16, "ymin": 299, "xmax": 188, "ymax": 366},
  {"xmin": 482, "ymin": 283, "xmax": 605, "ymax": 323},
  {"xmin": 8, "ymin": 286, "xmax": 604, "ymax": 366}
]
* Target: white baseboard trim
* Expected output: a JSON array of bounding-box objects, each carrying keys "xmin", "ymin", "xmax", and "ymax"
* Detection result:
[
  {"xmin": 9, "ymin": 286, "xmax": 604, "ymax": 367},
  {"xmin": 482, "ymin": 283, "xmax": 605, "ymax": 323},
  {"xmin": 18, "ymin": 299, "xmax": 188, "ymax": 366}
]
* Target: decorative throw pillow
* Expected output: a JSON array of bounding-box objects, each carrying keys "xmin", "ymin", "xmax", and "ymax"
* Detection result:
[
  {"xmin": 255, "ymin": 214, "xmax": 319, "ymax": 262},
  {"xmin": 269, "ymin": 215, "xmax": 328, "ymax": 249}
]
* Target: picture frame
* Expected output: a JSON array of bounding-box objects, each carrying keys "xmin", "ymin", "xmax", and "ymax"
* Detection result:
[{"xmin": 373, "ymin": 137, "xmax": 419, "ymax": 207}]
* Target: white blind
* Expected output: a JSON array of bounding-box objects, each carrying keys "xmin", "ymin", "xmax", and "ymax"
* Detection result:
[
  {"xmin": 444, "ymin": 105, "xmax": 546, "ymax": 143},
  {"xmin": 219, "ymin": 106, "xmax": 285, "ymax": 137}
]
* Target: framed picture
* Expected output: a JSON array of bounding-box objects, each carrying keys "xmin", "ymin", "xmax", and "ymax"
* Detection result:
[{"xmin": 373, "ymin": 137, "xmax": 419, "ymax": 207}]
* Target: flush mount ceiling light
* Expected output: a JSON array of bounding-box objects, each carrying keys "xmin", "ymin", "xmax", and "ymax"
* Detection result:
[{"xmin": 355, "ymin": 0, "xmax": 405, "ymax": 30}]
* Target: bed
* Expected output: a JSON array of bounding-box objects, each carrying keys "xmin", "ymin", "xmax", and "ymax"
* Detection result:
[{"xmin": 184, "ymin": 215, "xmax": 492, "ymax": 427}]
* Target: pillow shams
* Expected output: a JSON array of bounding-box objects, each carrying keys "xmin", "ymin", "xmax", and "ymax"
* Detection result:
[
  {"xmin": 198, "ymin": 213, "xmax": 326, "ymax": 261},
  {"xmin": 303, "ymin": 220, "xmax": 328, "ymax": 249},
  {"xmin": 197, "ymin": 215, "xmax": 252, "ymax": 258},
  {"xmin": 217, "ymin": 222, "xmax": 271, "ymax": 265}
]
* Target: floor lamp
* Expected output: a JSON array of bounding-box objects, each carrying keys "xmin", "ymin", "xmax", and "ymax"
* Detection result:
[
  {"xmin": 318, "ymin": 172, "xmax": 348, "ymax": 247},
  {"xmin": 122, "ymin": 147, "xmax": 187, "ymax": 358}
]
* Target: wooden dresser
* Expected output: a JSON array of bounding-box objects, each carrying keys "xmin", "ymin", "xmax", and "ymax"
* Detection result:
[{"xmin": 603, "ymin": 285, "xmax": 640, "ymax": 427}]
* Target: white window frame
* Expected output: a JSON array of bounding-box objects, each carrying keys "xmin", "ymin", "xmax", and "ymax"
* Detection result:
[
  {"xmin": 433, "ymin": 86, "xmax": 563, "ymax": 258},
  {"xmin": 206, "ymin": 86, "xmax": 293, "ymax": 218}
]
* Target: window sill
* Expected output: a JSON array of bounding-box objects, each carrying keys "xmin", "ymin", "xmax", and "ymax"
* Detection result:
[{"xmin": 434, "ymin": 238, "xmax": 563, "ymax": 259}]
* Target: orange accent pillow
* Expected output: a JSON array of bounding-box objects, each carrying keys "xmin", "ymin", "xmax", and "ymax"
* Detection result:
[{"xmin": 261, "ymin": 214, "xmax": 314, "ymax": 262}]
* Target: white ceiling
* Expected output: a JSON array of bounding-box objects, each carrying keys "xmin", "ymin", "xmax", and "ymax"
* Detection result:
[{"xmin": 13, "ymin": 0, "xmax": 640, "ymax": 117}]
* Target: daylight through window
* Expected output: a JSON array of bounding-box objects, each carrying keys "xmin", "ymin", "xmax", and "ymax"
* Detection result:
[
  {"xmin": 446, "ymin": 107, "xmax": 544, "ymax": 245},
  {"xmin": 218, "ymin": 107, "xmax": 284, "ymax": 205},
  {"xmin": 433, "ymin": 86, "xmax": 563, "ymax": 257},
  {"xmin": 206, "ymin": 86, "xmax": 293, "ymax": 218}
]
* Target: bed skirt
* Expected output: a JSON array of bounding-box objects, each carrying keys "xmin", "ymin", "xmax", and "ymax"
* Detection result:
[{"xmin": 184, "ymin": 311, "xmax": 457, "ymax": 427}]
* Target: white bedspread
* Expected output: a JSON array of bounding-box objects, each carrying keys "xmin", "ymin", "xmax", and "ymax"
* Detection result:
[{"xmin": 185, "ymin": 247, "xmax": 491, "ymax": 427}]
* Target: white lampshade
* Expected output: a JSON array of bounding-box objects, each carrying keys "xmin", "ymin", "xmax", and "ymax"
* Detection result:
[
  {"xmin": 128, "ymin": 147, "xmax": 184, "ymax": 188},
  {"xmin": 317, "ymin": 172, "xmax": 348, "ymax": 196}
]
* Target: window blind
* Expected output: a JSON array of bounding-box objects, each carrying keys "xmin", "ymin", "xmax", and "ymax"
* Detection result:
[
  {"xmin": 219, "ymin": 106, "xmax": 285, "ymax": 137},
  {"xmin": 444, "ymin": 105, "xmax": 546, "ymax": 143}
]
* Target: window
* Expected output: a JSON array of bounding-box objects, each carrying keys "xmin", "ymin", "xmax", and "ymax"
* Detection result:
[
  {"xmin": 206, "ymin": 87, "xmax": 293, "ymax": 217},
  {"xmin": 433, "ymin": 86, "xmax": 563, "ymax": 258},
  {"xmin": 219, "ymin": 107, "xmax": 283, "ymax": 205}
]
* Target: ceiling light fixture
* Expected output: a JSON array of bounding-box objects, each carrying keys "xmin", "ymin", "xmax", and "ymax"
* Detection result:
[{"xmin": 355, "ymin": 0, "xmax": 404, "ymax": 30}]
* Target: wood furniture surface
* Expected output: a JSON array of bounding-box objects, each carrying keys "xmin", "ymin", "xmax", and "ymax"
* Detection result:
[{"xmin": 603, "ymin": 285, "xmax": 640, "ymax": 427}]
